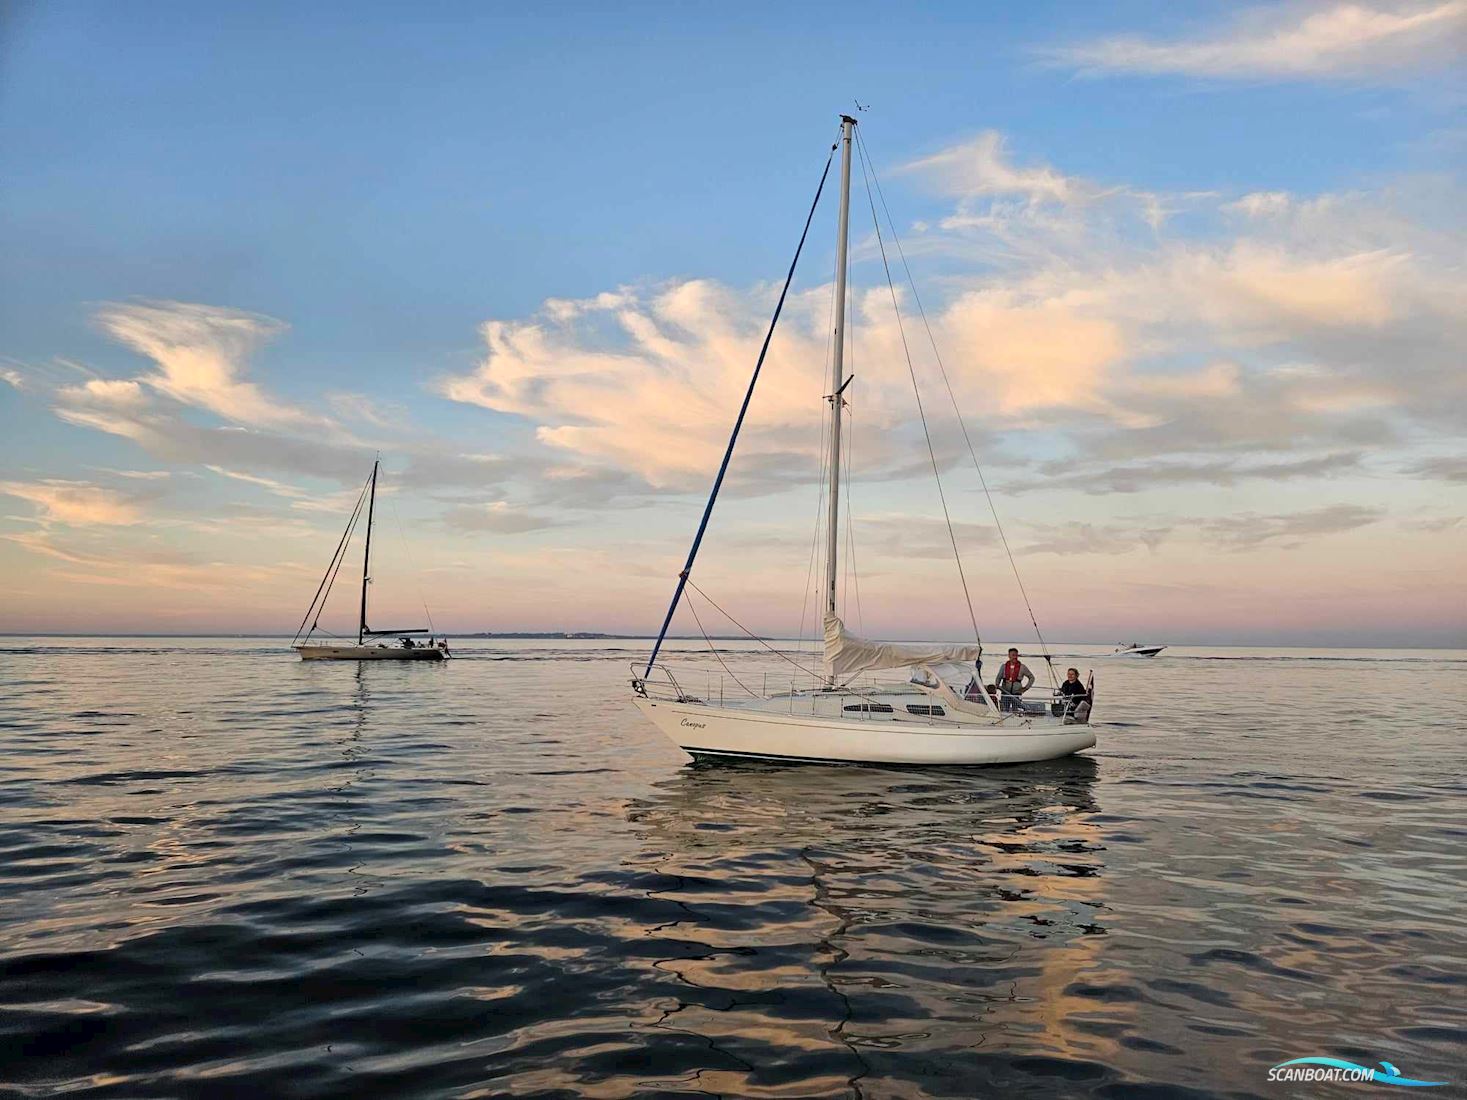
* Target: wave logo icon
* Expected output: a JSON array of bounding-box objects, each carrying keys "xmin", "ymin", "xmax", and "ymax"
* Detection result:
[{"xmin": 1268, "ymin": 1057, "xmax": 1448, "ymax": 1087}]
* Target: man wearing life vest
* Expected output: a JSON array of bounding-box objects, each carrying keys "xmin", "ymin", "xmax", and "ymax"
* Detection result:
[{"xmin": 993, "ymin": 647, "xmax": 1035, "ymax": 712}]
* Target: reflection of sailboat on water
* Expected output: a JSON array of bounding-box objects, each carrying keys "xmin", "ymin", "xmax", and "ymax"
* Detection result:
[
  {"xmin": 631, "ymin": 115, "xmax": 1094, "ymax": 765},
  {"xmin": 622, "ymin": 759, "xmax": 1113, "ymax": 1089},
  {"xmin": 629, "ymin": 756, "xmax": 1102, "ymax": 858},
  {"xmin": 292, "ymin": 459, "xmax": 449, "ymax": 661}
]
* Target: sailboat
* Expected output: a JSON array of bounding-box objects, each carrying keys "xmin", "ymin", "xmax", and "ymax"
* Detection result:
[
  {"xmin": 292, "ymin": 459, "xmax": 449, "ymax": 661},
  {"xmin": 630, "ymin": 115, "xmax": 1095, "ymax": 765}
]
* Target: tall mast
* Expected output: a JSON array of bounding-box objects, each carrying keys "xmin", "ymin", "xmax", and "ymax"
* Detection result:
[
  {"xmin": 825, "ymin": 115, "xmax": 856, "ymax": 626},
  {"xmin": 358, "ymin": 459, "xmax": 378, "ymax": 645}
]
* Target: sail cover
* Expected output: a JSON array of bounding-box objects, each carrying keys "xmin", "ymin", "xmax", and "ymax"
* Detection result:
[{"xmin": 824, "ymin": 614, "xmax": 984, "ymax": 681}]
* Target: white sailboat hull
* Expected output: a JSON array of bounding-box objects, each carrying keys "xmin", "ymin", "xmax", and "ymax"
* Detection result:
[
  {"xmin": 295, "ymin": 644, "xmax": 445, "ymax": 661},
  {"xmin": 634, "ymin": 697, "xmax": 1094, "ymax": 766}
]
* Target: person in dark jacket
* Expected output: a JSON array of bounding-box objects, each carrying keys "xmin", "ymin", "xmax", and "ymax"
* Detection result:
[{"xmin": 1059, "ymin": 667, "xmax": 1091, "ymax": 723}]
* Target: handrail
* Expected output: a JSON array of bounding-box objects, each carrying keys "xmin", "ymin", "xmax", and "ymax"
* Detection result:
[{"xmin": 631, "ymin": 660, "xmax": 1095, "ymax": 725}]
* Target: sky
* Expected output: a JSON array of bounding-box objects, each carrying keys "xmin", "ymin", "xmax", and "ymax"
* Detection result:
[{"xmin": 1, "ymin": 0, "xmax": 1463, "ymax": 646}]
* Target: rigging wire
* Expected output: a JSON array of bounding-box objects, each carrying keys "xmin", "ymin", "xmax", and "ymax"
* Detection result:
[
  {"xmin": 688, "ymin": 578, "xmax": 827, "ymax": 683},
  {"xmin": 291, "ymin": 471, "xmax": 371, "ymax": 645},
  {"xmin": 685, "ymin": 578, "xmax": 891, "ymax": 705},
  {"xmin": 845, "ymin": 405, "xmax": 865, "ymax": 634},
  {"xmin": 840, "ymin": 268, "xmax": 863, "ymax": 634},
  {"xmin": 855, "ymin": 127, "xmax": 1057, "ymax": 683},
  {"xmin": 680, "ymin": 577, "xmax": 909, "ymax": 706},
  {"xmin": 797, "ymin": 401, "xmax": 830, "ymax": 664},
  {"xmin": 316, "ymin": 508, "xmax": 364, "ymax": 637},
  {"xmin": 798, "ymin": 238, "xmax": 843, "ymax": 663},
  {"xmin": 685, "ymin": 587, "xmax": 758, "ymax": 697},
  {"xmin": 385, "ymin": 480, "xmax": 437, "ymax": 635},
  {"xmin": 640, "ymin": 139, "xmax": 837, "ymax": 682},
  {"xmin": 853, "ymin": 133, "xmax": 983, "ymax": 649},
  {"xmin": 844, "ymin": 398, "xmax": 856, "ymax": 621}
]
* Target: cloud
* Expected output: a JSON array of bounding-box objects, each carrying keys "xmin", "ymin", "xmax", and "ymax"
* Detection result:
[
  {"xmin": 47, "ymin": 337, "xmax": 536, "ymax": 502},
  {"xmin": 53, "ymin": 391, "xmax": 368, "ymax": 482},
  {"xmin": 102, "ymin": 468, "xmax": 172, "ymax": 480},
  {"xmin": 434, "ymin": 273, "xmax": 1147, "ymax": 492},
  {"xmin": 0, "ymin": 479, "xmax": 146, "ymax": 526},
  {"xmin": 1044, "ymin": 1, "xmax": 1466, "ymax": 81},
  {"xmin": 2, "ymin": 527, "xmax": 309, "ymax": 593},
  {"xmin": 1406, "ymin": 455, "xmax": 1467, "ymax": 482},
  {"xmin": 1202, "ymin": 503, "xmax": 1383, "ymax": 548},
  {"xmin": 1021, "ymin": 521, "xmax": 1174, "ymax": 555},
  {"xmin": 436, "ymin": 280, "xmax": 862, "ymax": 489},
  {"xmin": 440, "ymin": 501, "xmax": 565, "ymax": 534},
  {"xmin": 855, "ymin": 513, "xmax": 998, "ymax": 560},
  {"xmin": 1028, "ymin": 451, "xmax": 1365, "ymax": 494},
  {"xmin": 1224, "ymin": 192, "xmax": 1295, "ymax": 219},
  {"xmin": 94, "ymin": 300, "xmax": 313, "ymax": 428},
  {"xmin": 1020, "ymin": 505, "xmax": 1385, "ymax": 555},
  {"xmin": 327, "ymin": 391, "xmax": 407, "ymax": 429},
  {"xmin": 205, "ymin": 464, "xmax": 310, "ymax": 495},
  {"xmin": 431, "ymin": 164, "xmax": 1463, "ymax": 508},
  {"xmin": 58, "ymin": 377, "xmax": 149, "ymax": 409},
  {"xmin": 1407, "ymin": 514, "xmax": 1463, "ymax": 532},
  {"xmin": 900, "ymin": 131, "xmax": 1091, "ymax": 206}
]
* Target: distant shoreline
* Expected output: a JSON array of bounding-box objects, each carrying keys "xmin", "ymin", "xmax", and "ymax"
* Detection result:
[
  {"xmin": 0, "ymin": 632, "xmax": 766, "ymax": 642},
  {"xmin": 0, "ymin": 633, "xmax": 1459, "ymax": 650}
]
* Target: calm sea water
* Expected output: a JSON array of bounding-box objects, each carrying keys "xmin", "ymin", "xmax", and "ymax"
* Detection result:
[{"xmin": 2, "ymin": 637, "xmax": 1463, "ymax": 1098}]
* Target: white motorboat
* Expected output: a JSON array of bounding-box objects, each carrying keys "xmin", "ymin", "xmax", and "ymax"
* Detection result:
[
  {"xmin": 1114, "ymin": 642, "xmax": 1166, "ymax": 657},
  {"xmin": 291, "ymin": 459, "xmax": 449, "ymax": 662},
  {"xmin": 631, "ymin": 115, "xmax": 1094, "ymax": 766}
]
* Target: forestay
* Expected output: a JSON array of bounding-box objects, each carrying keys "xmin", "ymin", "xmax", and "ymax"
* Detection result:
[{"xmin": 823, "ymin": 614, "xmax": 984, "ymax": 681}]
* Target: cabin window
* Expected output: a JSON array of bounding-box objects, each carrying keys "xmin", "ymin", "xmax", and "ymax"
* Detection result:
[
  {"xmin": 844, "ymin": 703, "xmax": 894, "ymax": 713},
  {"xmin": 906, "ymin": 704, "xmax": 945, "ymax": 716}
]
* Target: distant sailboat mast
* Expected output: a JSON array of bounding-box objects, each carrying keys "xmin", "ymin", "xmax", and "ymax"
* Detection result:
[{"xmin": 358, "ymin": 458, "xmax": 378, "ymax": 646}]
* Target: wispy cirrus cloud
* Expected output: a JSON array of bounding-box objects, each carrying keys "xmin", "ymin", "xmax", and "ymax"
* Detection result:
[
  {"xmin": 1025, "ymin": 451, "xmax": 1366, "ymax": 495},
  {"xmin": 899, "ymin": 130, "xmax": 1094, "ymax": 207},
  {"xmin": 3, "ymin": 527, "xmax": 310, "ymax": 593},
  {"xmin": 1021, "ymin": 522, "xmax": 1174, "ymax": 556},
  {"xmin": 440, "ymin": 501, "xmax": 565, "ymax": 534},
  {"xmin": 1406, "ymin": 455, "xmax": 1467, "ymax": 482},
  {"xmin": 38, "ymin": 303, "xmax": 540, "ymax": 500},
  {"xmin": 436, "ymin": 279, "xmax": 856, "ymax": 489},
  {"xmin": 1042, "ymin": 1, "xmax": 1466, "ymax": 81},
  {"xmin": 0, "ymin": 479, "xmax": 147, "ymax": 526},
  {"xmin": 1202, "ymin": 503, "xmax": 1384, "ymax": 548},
  {"xmin": 94, "ymin": 300, "xmax": 316, "ymax": 428},
  {"xmin": 201, "ymin": 465, "xmax": 358, "ymax": 512}
]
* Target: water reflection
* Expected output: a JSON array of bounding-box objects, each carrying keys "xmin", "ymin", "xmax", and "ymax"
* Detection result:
[{"xmin": 621, "ymin": 758, "xmax": 1120, "ymax": 1095}]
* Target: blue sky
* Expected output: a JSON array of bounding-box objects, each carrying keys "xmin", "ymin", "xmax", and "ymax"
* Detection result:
[{"xmin": 1, "ymin": 1, "xmax": 1463, "ymax": 644}]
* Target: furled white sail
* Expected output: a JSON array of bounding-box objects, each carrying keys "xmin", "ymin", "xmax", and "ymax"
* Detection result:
[{"xmin": 823, "ymin": 614, "xmax": 984, "ymax": 680}]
